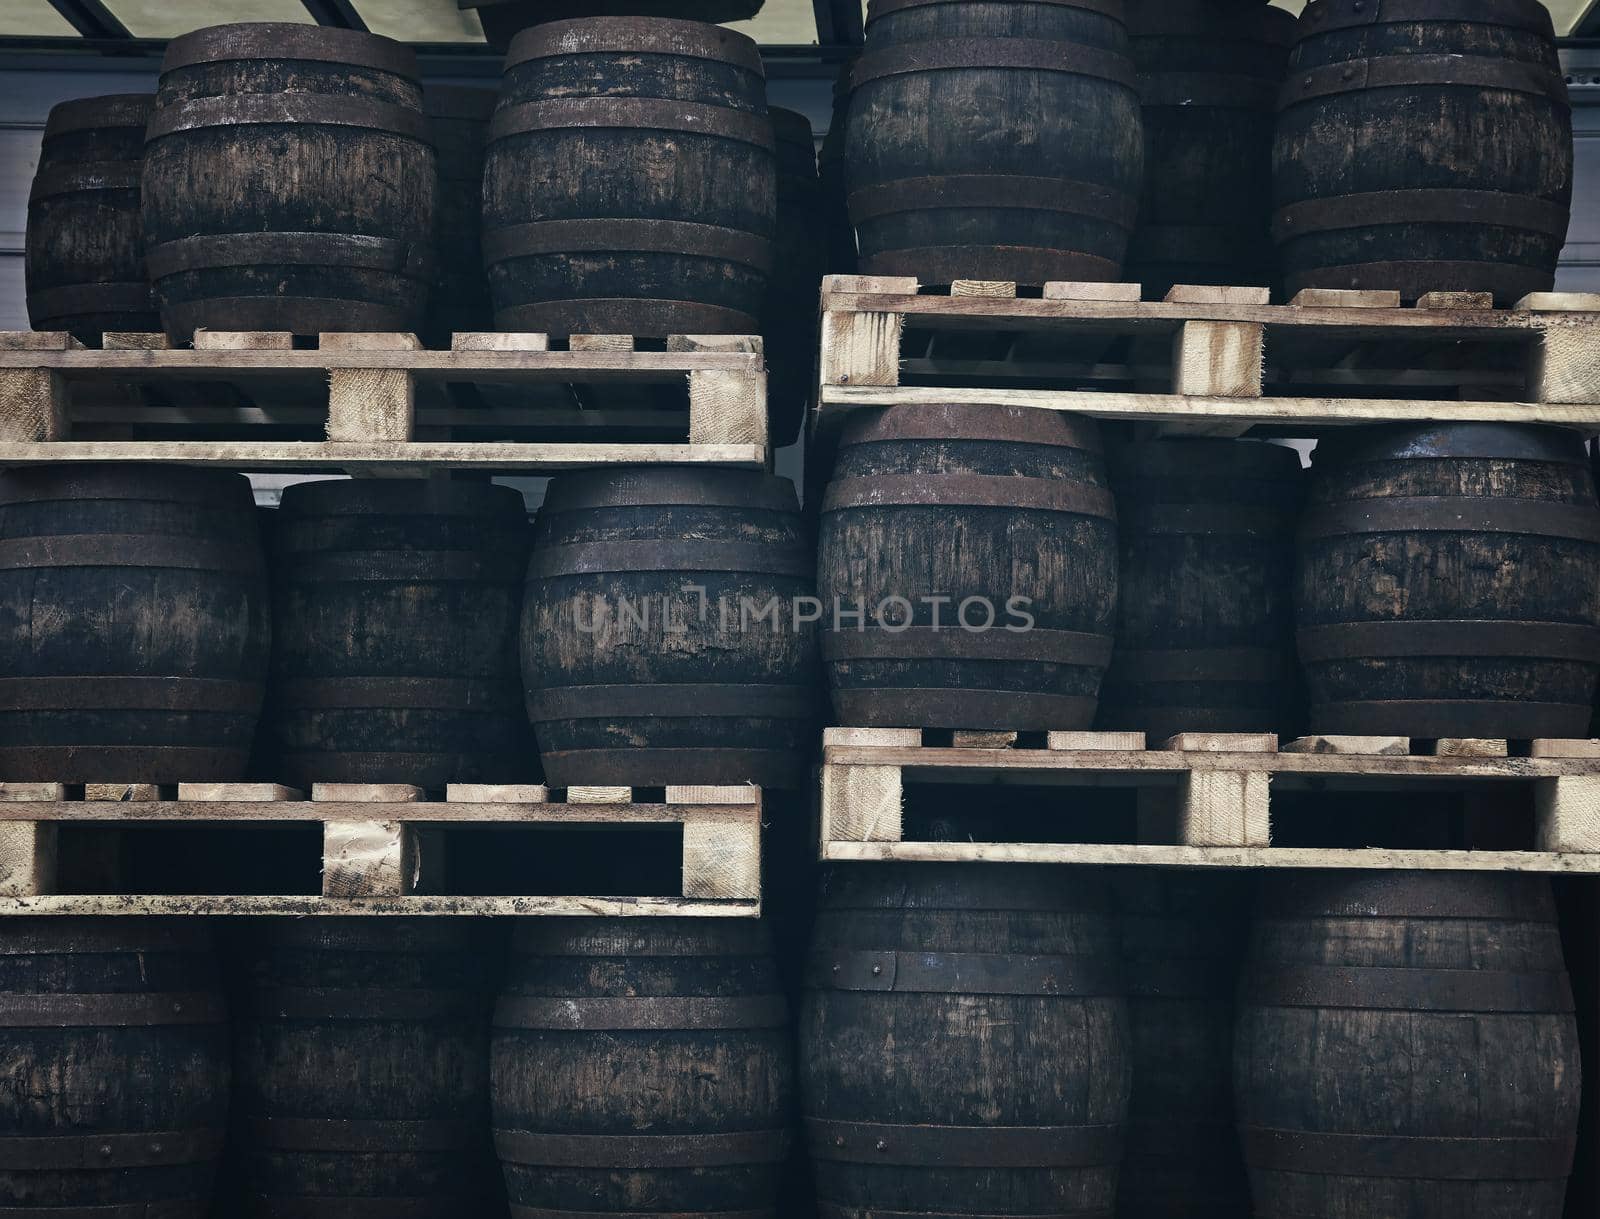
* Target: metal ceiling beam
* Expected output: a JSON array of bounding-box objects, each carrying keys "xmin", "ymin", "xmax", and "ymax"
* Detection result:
[
  {"xmin": 811, "ymin": 0, "xmax": 862, "ymax": 49},
  {"xmin": 1577, "ymin": 0, "xmax": 1600, "ymax": 36},
  {"xmin": 300, "ymin": 0, "xmax": 369, "ymax": 30},
  {"xmin": 43, "ymin": 0, "xmax": 131, "ymax": 39}
]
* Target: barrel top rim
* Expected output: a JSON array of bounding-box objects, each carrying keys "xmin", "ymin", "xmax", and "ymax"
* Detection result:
[
  {"xmin": 539, "ymin": 466, "xmax": 801, "ymax": 514},
  {"xmin": 1295, "ymin": 0, "xmax": 1556, "ymax": 40},
  {"xmin": 1111, "ymin": 437, "xmax": 1305, "ymax": 480},
  {"xmin": 277, "ymin": 476, "xmax": 529, "ymax": 517},
  {"xmin": 838, "ymin": 401, "xmax": 1105, "ymax": 453},
  {"xmin": 43, "ymin": 93, "xmax": 154, "ymax": 139},
  {"xmin": 1310, "ymin": 421, "xmax": 1589, "ymax": 468},
  {"xmin": 505, "ymin": 15, "xmax": 765, "ymax": 75},
  {"xmin": 160, "ymin": 21, "xmax": 419, "ymax": 79}
]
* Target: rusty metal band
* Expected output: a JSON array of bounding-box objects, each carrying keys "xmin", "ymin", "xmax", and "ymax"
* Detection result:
[
  {"xmin": 278, "ymin": 747, "xmax": 525, "ymax": 777},
  {"xmin": 1107, "ymin": 647, "xmax": 1286, "ymax": 684},
  {"xmin": 1240, "ymin": 1125, "xmax": 1577, "ymax": 1180},
  {"xmin": 279, "ymin": 550, "xmax": 525, "ymax": 583},
  {"xmin": 28, "ymin": 161, "xmax": 143, "ymax": 201},
  {"xmin": 541, "ymin": 471, "xmax": 797, "ymax": 515},
  {"xmin": 868, "ymin": 0, "xmax": 1124, "ymax": 22},
  {"xmin": 493, "ymin": 1127, "xmax": 791, "ymax": 1169},
  {"xmin": 145, "ymin": 231, "xmax": 428, "ymax": 279},
  {"xmin": 0, "ymin": 1127, "xmax": 222, "ymax": 1170},
  {"xmin": 1281, "ymin": 53, "xmax": 1568, "ymax": 107},
  {"xmin": 161, "ymin": 23, "xmax": 418, "ymax": 76},
  {"xmin": 1308, "ymin": 698, "xmax": 1587, "ymax": 739},
  {"xmin": 823, "ymin": 475, "xmax": 1115, "ymax": 519},
  {"xmin": 823, "ymin": 627, "xmax": 1114, "ymax": 666},
  {"xmin": 506, "ymin": 17, "xmax": 764, "ymax": 74},
  {"xmin": 43, "ymin": 95, "xmax": 153, "ymax": 139},
  {"xmin": 850, "ymin": 38, "xmax": 1136, "ymax": 91},
  {"xmin": 1273, "ymin": 189, "xmax": 1571, "ymax": 241},
  {"xmin": 0, "ymin": 677, "xmax": 262, "ymax": 713},
  {"xmin": 1138, "ymin": 72, "xmax": 1279, "ymax": 109},
  {"xmin": 248, "ymin": 986, "xmax": 479, "ymax": 1021},
  {"xmin": 806, "ymin": 1118, "xmax": 1122, "ymax": 1168},
  {"xmin": 495, "ymin": 298, "xmax": 759, "ymax": 335},
  {"xmin": 829, "ymin": 688, "xmax": 1098, "ymax": 727},
  {"xmin": 1121, "ymin": 503, "xmax": 1294, "ymax": 538},
  {"xmin": 861, "ymin": 246, "xmax": 1125, "ymax": 284},
  {"xmin": 811, "ymin": 950, "xmax": 1121, "ymax": 996},
  {"xmin": 272, "ymin": 676, "xmax": 519, "ymax": 712},
  {"xmin": 837, "ymin": 402, "xmax": 1104, "ymax": 450},
  {"xmin": 528, "ymin": 683, "xmax": 814, "ymax": 722},
  {"xmin": 539, "ymin": 746, "xmax": 800, "ymax": 787},
  {"xmin": 247, "ymin": 1197, "xmax": 465, "ymax": 1218},
  {"xmin": 1296, "ymin": 618, "xmax": 1600, "ymax": 663},
  {"xmin": 849, "ymin": 174, "xmax": 1138, "ymax": 228},
  {"xmin": 489, "ymin": 98, "xmax": 773, "ymax": 150},
  {"xmin": 0, "ymin": 534, "xmax": 262, "ymax": 573},
  {"xmin": 513, "ymin": 1209, "xmax": 772, "ymax": 1219},
  {"xmin": 1241, "ymin": 965, "xmax": 1574, "ymax": 1013},
  {"xmin": 528, "ymin": 541, "xmax": 814, "ymax": 580},
  {"xmin": 147, "ymin": 94, "xmax": 427, "ymax": 142},
  {"xmin": 481, "ymin": 218, "xmax": 772, "ymax": 274},
  {"xmin": 26, "ymin": 284, "xmax": 156, "ymax": 320},
  {"xmin": 244, "ymin": 1116, "xmax": 476, "ymax": 1153},
  {"xmin": 493, "ymin": 993, "xmax": 788, "ymax": 1031},
  {"xmin": 1300, "ymin": 497, "xmax": 1600, "ymax": 542},
  {"xmin": 1297, "ymin": 0, "xmax": 1555, "ymax": 37},
  {"xmin": 1258, "ymin": 870, "xmax": 1560, "ymax": 920},
  {"xmin": 0, "ymin": 992, "xmax": 224, "ymax": 1027}
]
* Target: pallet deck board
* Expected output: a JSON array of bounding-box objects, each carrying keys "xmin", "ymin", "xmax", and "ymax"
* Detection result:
[
  {"xmin": 0, "ymin": 440, "xmax": 766, "ymax": 470},
  {"xmin": 0, "ymin": 895, "xmax": 759, "ymax": 917}
]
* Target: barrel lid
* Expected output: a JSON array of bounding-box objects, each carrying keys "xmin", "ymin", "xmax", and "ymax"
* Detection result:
[
  {"xmin": 161, "ymin": 22, "xmax": 419, "ymax": 81},
  {"xmin": 0, "ymin": 463, "xmax": 253, "ymax": 510},
  {"xmin": 511, "ymin": 918, "xmax": 774, "ymax": 958},
  {"xmin": 1311, "ymin": 423, "xmax": 1588, "ymax": 469},
  {"xmin": 539, "ymin": 467, "xmax": 800, "ymax": 515},
  {"xmin": 505, "ymin": 16, "xmax": 765, "ymax": 77},
  {"xmin": 1111, "ymin": 438, "xmax": 1303, "ymax": 482},
  {"xmin": 43, "ymin": 94, "xmax": 153, "ymax": 140},
  {"xmin": 277, "ymin": 477, "xmax": 529, "ymax": 521},
  {"xmin": 424, "ymin": 84, "xmax": 498, "ymax": 122},
  {"xmin": 838, "ymin": 402, "xmax": 1104, "ymax": 454},
  {"xmin": 1257, "ymin": 870, "xmax": 1558, "ymax": 923}
]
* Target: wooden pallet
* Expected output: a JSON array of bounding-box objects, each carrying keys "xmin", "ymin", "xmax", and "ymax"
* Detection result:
[
  {"xmin": 0, "ymin": 780, "xmax": 762, "ymax": 916},
  {"xmin": 0, "ymin": 330, "xmax": 768, "ymax": 472},
  {"xmin": 814, "ymin": 276, "xmax": 1600, "ymax": 441},
  {"xmin": 818, "ymin": 728, "xmax": 1600, "ymax": 873}
]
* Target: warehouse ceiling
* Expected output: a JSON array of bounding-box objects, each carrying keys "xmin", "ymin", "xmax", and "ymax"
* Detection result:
[{"xmin": 0, "ymin": 0, "xmax": 1595, "ymax": 48}]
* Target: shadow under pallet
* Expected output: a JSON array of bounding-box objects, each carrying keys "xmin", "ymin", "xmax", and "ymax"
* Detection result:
[{"xmin": 818, "ymin": 728, "xmax": 1600, "ymax": 872}]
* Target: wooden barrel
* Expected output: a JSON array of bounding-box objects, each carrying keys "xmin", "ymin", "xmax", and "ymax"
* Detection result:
[
  {"xmin": 25, "ymin": 94, "xmax": 160, "ymax": 342},
  {"xmin": 1125, "ymin": 0, "xmax": 1294, "ymax": 295},
  {"xmin": 483, "ymin": 18, "xmax": 776, "ymax": 337},
  {"xmin": 817, "ymin": 403, "xmax": 1118, "ymax": 731},
  {"xmin": 469, "ymin": 1, "xmax": 767, "ymax": 51},
  {"xmin": 1099, "ymin": 439, "xmax": 1302, "ymax": 738},
  {"xmin": 234, "ymin": 919, "xmax": 495, "ymax": 1218},
  {"xmin": 1296, "ymin": 424, "xmax": 1600, "ymax": 739},
  {"xmin": 1236, "ymin": 871, "xmax": 1582, "ymax": 1218},
  {"xmin": 801, "ymin": 864, "xmax": 1130, "ymax": 1218},
  {"xmin": 764, "ymin": 107, "xmax": 828, "ymax": 448},
  {"xmin": 492, "ymin": 919, "xmax": 794, "ymax": 1218},
  {"xmin": 142, "ymin": 23, "xmax": 435, "ymax": 338},
  {"xmin": 1272, "ymin": 0, "xmax": 1572, "ymax": 303},
  {"xmin": 1114, "ymin": 872, "xmax": 1251, "ymax": 1219},
  {"xmin": 521, "ymin": 467, "xmax": 818, "ymax": 787},
  {"xmin": 0, "ymin": 919, "xmax": 229, "ymax": 1215},
  {"xmin": 0, "ymin": 464, "xmax": 269, "ymax": 783},
  {"xmin": 267, "ymin": 479, "xmax": 534, "ymax": 788},
  {"xmin": 424, "ymin": 86, "xmax": 497, "ymax": 344},
  {"xmin": 845, "ymin": 0, "xmax": 1144, "ymax": 284},
  {"xmin": 819, "ymin": 62, "xmax": 858, "ymax": 274}
]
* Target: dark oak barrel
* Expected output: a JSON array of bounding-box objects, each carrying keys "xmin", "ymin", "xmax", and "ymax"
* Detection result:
[
  {"xmin": 483, "ymin": 18, "xmax": 776, "ymax": 337},
  {"xmin": 492, "ymin": 919, "xmax": 794, "ymax": 1218},
  {"xmin": 764, "ymin": 107, "xmax": 828, "ymax": 448},
  {"xmin": 1099, "ymin": 439, "xmax": 1302, "ymax": 738},
  {"xmin": 0, "ymin": 919, "xmax": 229, "ymax": 1215},
  {"xmin": 25, "ymin": 94, "xmax": 160, "ymax": 341},
  {"xmin": 818, "ymin": 61, "xmax": 858, "ymax": 274},
  {"xmin": 266, "ymin": 479, "xmax": 534, "ymax": 788},
  {"xmin": 521, "ymin": 467, "xmax": 818, "ymax": 788},
  {"xmin": 1114, "ymin": 872, "xmax": 1251, "ymax": 1219},
  {"xmin": 801, "ymin": 864, "xmax": 1131, "ymax": 1219},
  {"xmin": 234, "ymin": 919, "xmax": 495, "ymax": 1218},
  {"xmin": 466, "ymin": 1, "xmax": 767, "ymax": 52},
  {"xmin": 142, "ymin": 23, "xmax": 435, "ymax": 337},
  {"xmin": 1236, "ymin": 871, "xmax": 1582, "ymax": 1218},
  {"xmin": 0, "ymin": 464, "xmax": 269, "ymax": 782},
  {"xmin": 1125, "ymin": 0, "xmax": 1294, "ymax": 295},
  {"xmin": 1272, "ymin": 0, "xmax": 1572, "ymax": 303},
  {"xmin": 817, "ymin": 403, "xmax": 1118, "ymax": 731},
  {"xmin": 1296, "ymin": 424, "xmax": 1600, "ymax": 739},
  {"xmin": 845, "ymin": 0, "xmax": 1144, "ymax": 284},
  {"xmin": 424, "ymin": 86, "xmax": 497, "ymax": 343}
]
